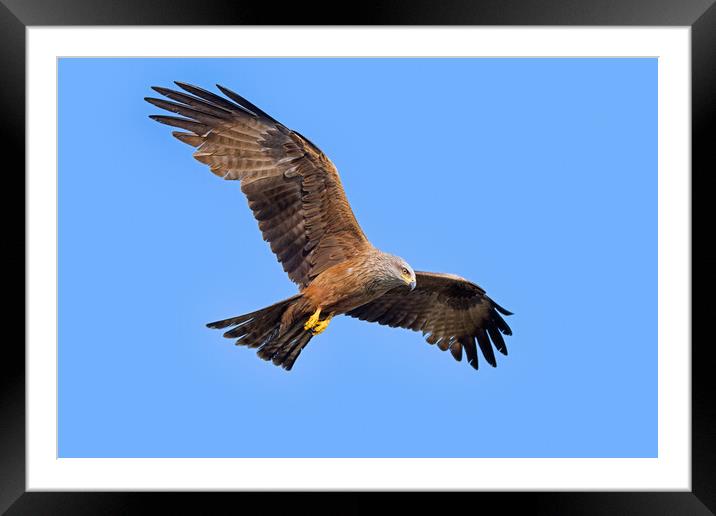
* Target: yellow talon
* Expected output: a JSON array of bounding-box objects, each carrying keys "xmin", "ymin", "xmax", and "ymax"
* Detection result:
[
  {"xmin": 304, "ymin": 308, "xmax": 322, "ymax": 330},
  {"xmin": 311, "ymin": 317, "xmax": 332, "ymax": 336}
]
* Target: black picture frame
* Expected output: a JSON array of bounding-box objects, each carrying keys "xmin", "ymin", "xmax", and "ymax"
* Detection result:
[{"xmin": 4, "ymin": 1, "xmax": 712, "ymax": 514}]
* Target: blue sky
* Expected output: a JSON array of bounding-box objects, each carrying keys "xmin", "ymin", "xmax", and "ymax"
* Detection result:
[{"xmin": 58, "ymin": 58, "xmax": 657, "ymax": 458}]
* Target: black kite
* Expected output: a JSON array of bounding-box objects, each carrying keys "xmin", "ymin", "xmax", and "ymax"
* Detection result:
[{"xmin": 146, "ymin": 82, "xmax": 513, "ymax": 371}]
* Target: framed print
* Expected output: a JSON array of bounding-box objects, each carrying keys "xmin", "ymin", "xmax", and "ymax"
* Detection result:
[{"xmin": 5, "ymin": 0, "xmax": 713, "ymax": 514}]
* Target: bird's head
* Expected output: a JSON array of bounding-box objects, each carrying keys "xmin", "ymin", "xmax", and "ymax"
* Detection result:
[{"xmin": 381, "ymin": 254, "xmax": 416, "ymax": 291}]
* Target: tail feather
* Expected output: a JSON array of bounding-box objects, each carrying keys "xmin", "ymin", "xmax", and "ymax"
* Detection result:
[
  {"xmin": 243, "ymin": 324, "xmax": 281, "ymax": 349},
  {"xmin": 259, "ymin": 319, "xmax": 304, "ymax": 363},
  {"xmin": 282, "ymin": 331, "xmax": 313, "ymax": 370},
  {"xmin": 258, "ymin": 316, "xmax": 313, "ymax": 366},
  {"xmin": 207, "ymin": 294, "xmax": 313, "ymax": 371},
  {"xmin": 206, "ymin": 312, "xmax": 254, "ymax": 330},
  {"xmin": 272, "ymin": 323, "xmax": 307, "ymax": 364}
]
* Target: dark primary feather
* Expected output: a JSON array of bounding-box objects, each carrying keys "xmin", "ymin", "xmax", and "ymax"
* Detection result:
[
  {"xmin": 146, "ymin": 82, "xmax": 370, "ymax": 289},
  {"xmin": 346, "ymin": 271, "xmax": 513, "ymax": 371}
]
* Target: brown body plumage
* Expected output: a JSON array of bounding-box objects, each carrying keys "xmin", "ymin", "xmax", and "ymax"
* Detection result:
[{"xmin": 147, "ymin": 82, "xmax": 513, "ymax": 371}]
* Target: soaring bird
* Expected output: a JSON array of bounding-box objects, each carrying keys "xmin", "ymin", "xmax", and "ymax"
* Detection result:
[{"xmin": 146, "ymin": 82, "xmax": 513, "ymax": 372}]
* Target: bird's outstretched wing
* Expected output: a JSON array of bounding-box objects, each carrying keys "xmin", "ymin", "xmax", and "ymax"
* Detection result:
[
  {"xmin": 345, "ymin": 271, "xmax": 513, "ymax": 370},
  {"xmin": 146, "ymin": 82, "xmax": 370, "ymax": 288}
]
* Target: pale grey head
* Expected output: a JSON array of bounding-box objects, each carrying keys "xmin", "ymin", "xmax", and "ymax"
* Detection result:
[{"xmin": 369, "ymin": 251, "xmax": 417, "ymax": 291}]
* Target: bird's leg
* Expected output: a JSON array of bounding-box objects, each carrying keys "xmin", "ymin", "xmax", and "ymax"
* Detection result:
[
  {"xmin": 304, "ymin": 307, "xmax": 322, "ymax": 331},
  {"xmin": 311, "ymin": 315, "xmax": 333, "ymax": 336}
]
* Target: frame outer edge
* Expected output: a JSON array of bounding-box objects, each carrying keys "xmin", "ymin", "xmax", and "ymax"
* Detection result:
[
  {"xmin": 6, "ymin": 0, "xmax": 714, "ymax": 513},
  {"xmin": 0, "ymin": 0, "xmax": 27, "ymax": 514},
  {"xmin": 691, "ymin": 1, "xmax": 716, "ymax": 514},
  {"xmin": 0, "ymin": 0, "xmax": 715, "ymax": 25}
]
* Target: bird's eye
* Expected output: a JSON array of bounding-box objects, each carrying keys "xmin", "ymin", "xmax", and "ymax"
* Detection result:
[{"xmin": 402, "ymin": 267, "xmax": 409, "ymax": 275}]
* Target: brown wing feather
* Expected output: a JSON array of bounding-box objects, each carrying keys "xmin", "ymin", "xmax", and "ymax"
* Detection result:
[
  {"xmin": 345, "ymin": 271, "xmax": 513, "ymax": 371},
  {"xmin": 146, "ymin": 82, "xmax": 370, "ymax": 288}
]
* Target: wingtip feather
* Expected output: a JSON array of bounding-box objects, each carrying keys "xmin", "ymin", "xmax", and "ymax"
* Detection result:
[{"xmin": 494, "ymin": 302, "xmax": 513, "ymax": 316}]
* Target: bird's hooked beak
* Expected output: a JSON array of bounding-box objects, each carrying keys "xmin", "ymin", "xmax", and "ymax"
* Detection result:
[
  {"xmin": 401, "ymin": 270, "xmax": 416, "ymax": 290},
  {"xmin": 401, "ymin": 268, "xmax": 416, "ymax": 290}
]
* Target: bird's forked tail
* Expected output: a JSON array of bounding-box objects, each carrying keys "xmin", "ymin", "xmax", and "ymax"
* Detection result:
[{"xmin": 206, "ymin": 294, "xmax": 314, "ymax": 371}]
